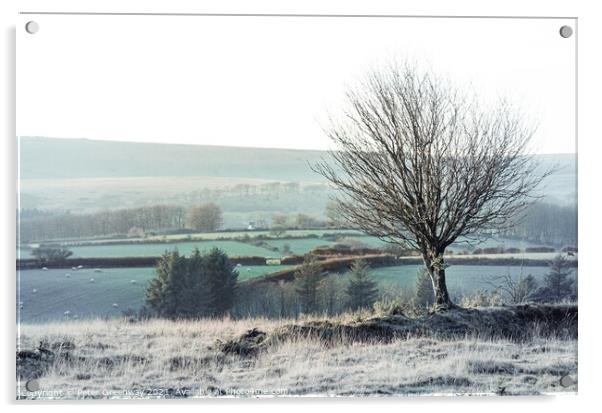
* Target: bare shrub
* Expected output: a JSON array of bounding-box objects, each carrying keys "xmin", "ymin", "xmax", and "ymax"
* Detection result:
[{"xmin": 459, "ymin": 289, "xmax": 502, "ymax": 308}]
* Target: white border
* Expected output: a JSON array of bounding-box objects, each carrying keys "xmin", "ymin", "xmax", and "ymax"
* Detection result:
[{"xmin": 2, "ymin": 0, "xmax": 600, "ymax": 411}]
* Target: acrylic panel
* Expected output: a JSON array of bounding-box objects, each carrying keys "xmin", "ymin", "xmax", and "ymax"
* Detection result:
[{"xmin": 16, "ymin": 13, "xmax": 577, "ymax": 399}]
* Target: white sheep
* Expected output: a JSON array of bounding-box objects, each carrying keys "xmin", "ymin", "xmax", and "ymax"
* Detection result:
[
  {"xmin": 42, "ymin": 267, "xmax": 48, "ymax": 271},
  {"xmin": 112, "ymin": 303, "xmax": 119, "ymax": 308},
  {"xmin": 72, "ymin": 267, "xmax": 77, "ymax": 271},
  {"xmin": 130, "ymin": 280, "xmax": 137, "ymax": 284},
  {"xmin": 32, "ymin": 289, "xmax": 37, "ymax": 293},
  {"xmin": 77, "ymin": 265, "xmax": 84, "ymax": 269},
  {"xmin": 89, "ymin": 278, "xmax": 95, "ymax": 283},
  {"xmin": 65, "ymin": 273, "xmax": 71, "ymax": 278},
  {"xmin": 64, "ymin": 311, "xmax": 70, "ymax": 316}
]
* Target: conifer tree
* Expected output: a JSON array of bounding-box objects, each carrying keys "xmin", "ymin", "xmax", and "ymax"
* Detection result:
[
  {"xmin": 186, "ymin": 248, "xmax": 210, "ymax": 315},
  {"xmin": 294, "ymin": 256, "xmax": 323, "ymax": 314},
  {"xmin": 202, "ymin": 247, "xmax": 238, "ymax": 316},
  {"xmin": 144, "ymin": 250, "xmax": 189, "ymax": 318},
  {"xmin": 534, "ymin": 254, "xmax": 575, "ymax": 303},
  {"xmin": 345, "ymin": 260, "xmax": 378, "ymax": 310},
  {"xmin": 145, "ymin": 248, "xmax": 237, "ymax": 318}
]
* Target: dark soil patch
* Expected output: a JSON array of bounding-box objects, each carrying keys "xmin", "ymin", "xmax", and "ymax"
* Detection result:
[{"xmin": 218, "ymin": 328, "xmax": 267, "ymax": 356}]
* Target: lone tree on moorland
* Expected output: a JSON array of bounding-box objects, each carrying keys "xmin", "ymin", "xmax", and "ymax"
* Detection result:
[{"xmin": 313, "ymin": 62, "xmax": 548, "ymax": 310}]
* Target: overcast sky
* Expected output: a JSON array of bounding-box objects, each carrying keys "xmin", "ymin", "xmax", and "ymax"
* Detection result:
[{"xmin": 17, "ymin": 14, "xmax": 576, "ymax": 153}]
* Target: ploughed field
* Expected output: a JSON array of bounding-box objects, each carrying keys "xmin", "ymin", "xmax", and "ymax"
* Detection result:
[{"xmin": 17, "ymin": 264, "xmax": 564, "ymax": 323}]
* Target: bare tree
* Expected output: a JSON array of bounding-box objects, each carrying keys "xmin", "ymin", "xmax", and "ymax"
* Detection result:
[
  {"xmin": 485, "ymin": 273, "xmax": 538, "ymax": 304},
  {"xmin": 313, "ymin": 62, "xmax": 548, "ymax": 310},
  {"xmin": 187, "ymin": 203, "xmax": 223, "ymax": 232}
]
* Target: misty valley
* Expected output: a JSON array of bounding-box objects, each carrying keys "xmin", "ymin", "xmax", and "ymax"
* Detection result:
[{"xmin": 17, "ymin": 137, "xmax": 577, "ymax": 324}]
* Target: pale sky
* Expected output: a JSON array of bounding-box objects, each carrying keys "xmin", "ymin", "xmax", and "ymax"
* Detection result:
[{"xmin": 17, "ymin": 14, "xmax": 576, "ymax": 153}]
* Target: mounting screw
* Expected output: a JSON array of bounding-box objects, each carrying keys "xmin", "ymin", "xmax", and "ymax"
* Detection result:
[
  {"xmin": 25, "ymin": 379, "xmax": 40, "ymax": 392},
  {"xmin": 559, "ymin": 25, "xmax": 573, "ymax": 38},
  {"xmin": 559, "ymin": 374, "xmax": 576, "ymax": 387},
  {"xmin": 25, "ymin": 21, "xmax": 39, "ymax": 34}
]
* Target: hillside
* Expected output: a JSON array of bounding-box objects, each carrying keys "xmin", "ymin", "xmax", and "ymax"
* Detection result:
[
  {"xmin": 17, "ymin": 137, "xmax": 577, "ymax": 214},
  {"xmin": 18, "ymin": 137, "xmax": 327, "ymax": 182}
]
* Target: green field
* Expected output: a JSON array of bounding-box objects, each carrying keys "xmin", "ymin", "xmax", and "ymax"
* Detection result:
[
  {"xmin": 235, "ymin": 264, "xmax": 294, "ymax": 281},
  {"xmin": 28, "ymin": 230, "xmax": 359, "ymax": 246},
  {"xmin": 18, "ymin": 262, "xmax": 569, "ymax": 323},
  {"xmin": 146, "ymin": 229, "xmax": 361, "ymax": 242},
  {"xmin": 17, "ymin": 264, "xmax": 293, "ymax": 323},
  {"xmin": 265, "ymin": 238, "xmax": 336, "ymax": 254},
  {"xmin": 360, "ymin": 265, "xmax": 559, "ymax": 296},
  {"xmin": 19, "ymin": 231, "xmax": 557, "ymax": 261},
  {"xmin": 339, "ymin": 235, "xmax": 557, "ymax": 252},
  {"xmin": 20, "ymin": 240, "xmax": 279, "ymax": 259},
  {"xmin": 19, "ymin": 236, "xmax": 341, "ymax": 259}
]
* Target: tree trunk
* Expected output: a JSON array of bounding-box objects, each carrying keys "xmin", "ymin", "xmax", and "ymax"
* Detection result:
[
  {"xmin": 423, "ymin": 251, "xmax": 454, "ymax": 311},
  {"xmin": 431, "ymin": 266, "xmax": 453, "ymax": 309}
]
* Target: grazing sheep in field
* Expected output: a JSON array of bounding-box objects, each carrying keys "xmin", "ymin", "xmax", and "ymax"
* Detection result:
[
  {"xmin": 65, "ymin": 273, "xmax": 71, "ymax": 278},
  {"xmin": 89, "ymin": 278, "xmax": 95, "ymax": 283},
  {"xmin": 42, "ymin": 267, "xmax": 48, "ymax": 271},
  {"xmin": 32, "ymin": 289, "xmax": 37, "ymax": 293},
  {"xmin": 64, "ymin": 311, "xmax": 70, "ymax": 316},
  {"xmin": 130, "ymin": 280, "xmax": 137, "ymax": 284},
  {"xmin": 72, "ymin": 267, "xmax": 77, "ymax": 271},
  {"xmin": 77, "ymin": 265, "xmax": 84, "ymax": 269},
  {"xmin": 236, "ymin": 263, "xmax": 242, "ymax": 267},
  {"xmin": 112, "ymin": 303, "xmax": 119, "ymax": 308}
]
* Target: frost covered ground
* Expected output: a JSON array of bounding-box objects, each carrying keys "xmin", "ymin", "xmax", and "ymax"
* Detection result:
[{"xmin": 16, "ymin": 306, "xmax": 577, "ymax": 399}]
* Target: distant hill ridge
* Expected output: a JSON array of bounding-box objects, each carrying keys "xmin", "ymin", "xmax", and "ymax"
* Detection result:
[
  {"xmin": 18, "ymin": 137, "xmax": 328, "ymax": 182},
  {"xmin": 18, "ymin": 137, "xmax": 576, "ymax": 205}
]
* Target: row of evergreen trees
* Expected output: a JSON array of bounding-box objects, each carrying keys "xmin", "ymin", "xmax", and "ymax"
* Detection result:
[
  {"xmin": 144, "ymin": 250, "xmax": 381, "ymax": 318},
  {"xmin": 144, "ymin": 249, "xmax": 576, "ymax": 319},
  {"xmin": 294, "ymin": 258, "xmax": 379, "ymax": 313},
  {"xmin": 144, "ymin": 248, "xmax": 237, "ymax": 318}
]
